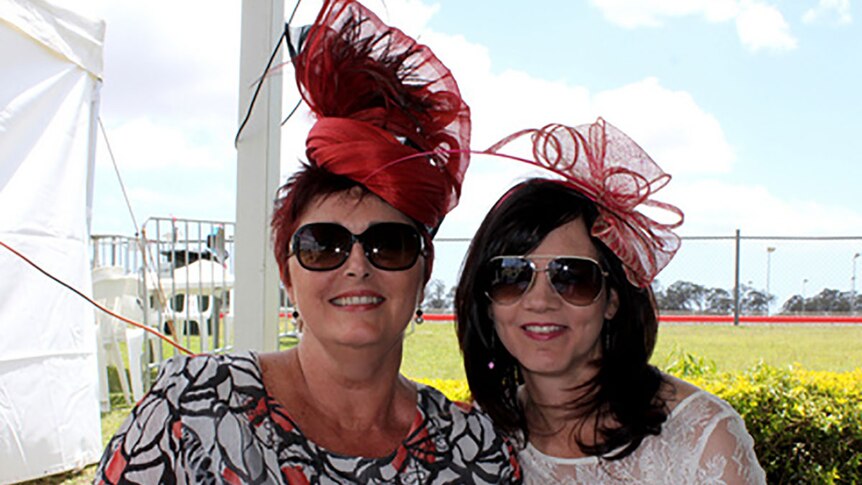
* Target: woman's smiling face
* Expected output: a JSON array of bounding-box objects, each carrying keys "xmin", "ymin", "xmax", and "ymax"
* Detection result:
[
  {"xmin": 490, "ymin": 217, "xmax": 619, "ymax": 379},
  {"xmin": 286, "ymin": 189, "xmax": 425, "ymax": 351}
]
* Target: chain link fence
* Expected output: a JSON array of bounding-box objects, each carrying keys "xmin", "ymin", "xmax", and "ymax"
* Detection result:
[
  {"xmin": 91, "ymin": 226, "xmax": 861, "ymax": 396},
  {"xmin": 426, "ymin": 233, "xmax": 862, "ymax": 322}
]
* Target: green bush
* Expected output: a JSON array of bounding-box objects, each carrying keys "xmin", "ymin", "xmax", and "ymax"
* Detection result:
[
  {"xmin": 415, "ymin": 361, "xmax": 862, "ymax": 484},
  {"xmin": 689, "ymin": 364, "xmax": 862, "ymax": 484}
]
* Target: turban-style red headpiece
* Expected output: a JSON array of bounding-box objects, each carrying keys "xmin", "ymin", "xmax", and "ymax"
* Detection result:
[
  {"xmin": 291, "ymin": 0, "xmax": 470, "ymax": 231},
  {"xmin": 485, "ymin": 119, "xmax": 684, "ymax": 288}
]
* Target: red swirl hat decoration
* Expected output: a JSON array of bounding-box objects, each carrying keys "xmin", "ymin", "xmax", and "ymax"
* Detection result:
[
  {"xmin": 485, "ymin": 119, "xmax": 684, "ymax": 288},
  {"xmin": 290, "ymin": 0, "xmax": 470, "ymax": 231}
]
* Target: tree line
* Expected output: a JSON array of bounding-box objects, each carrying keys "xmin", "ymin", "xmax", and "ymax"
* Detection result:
[{"xmin": 423, "ymin": 278, "xmax": 862, "ymax": 315}]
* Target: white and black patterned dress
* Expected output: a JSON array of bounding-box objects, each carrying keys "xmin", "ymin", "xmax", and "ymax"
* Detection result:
[{"xmin": 95, "ymin": 352, "xmax": 521, "ymax": 484}]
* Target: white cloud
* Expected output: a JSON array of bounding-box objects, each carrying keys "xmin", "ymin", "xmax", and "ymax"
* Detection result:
[
  {"xmin": 589, "ymin": 0, "xmax": 798, "ymax": 53},
  {"xmin": 97, "ymin": 117, "xmax": 232, "ymax": 172},
  {"xmin": 735, "ymin": 1, "xmax": 798, "ymax": 52},
  {"xmin": 592, "ymin": 78, "xmax": 735, "ymax": 175},
  {"xmin": 85, "ymin": 1, "xmax": 241, "ymax": 121},
  {"xmin": 589, "ymin": 0, "xmax": 739, "ymax": 27},
  {"xmin": 802, "ymin": 0, "xmax": 853, "ymax": 25},
  {"xmin": 664, "ymin": 179, "xmax": 862, "ymax": 236}
]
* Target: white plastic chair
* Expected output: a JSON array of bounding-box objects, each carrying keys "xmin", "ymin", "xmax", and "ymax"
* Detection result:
[{"xmin": 92, "ymin": 266, "xmax": 146, "ymax": 411}]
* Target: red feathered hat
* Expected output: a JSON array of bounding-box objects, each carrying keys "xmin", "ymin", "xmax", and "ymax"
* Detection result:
[{"xmin": 290, "ymin": 0, "xmax": 470, "ymax": 231}]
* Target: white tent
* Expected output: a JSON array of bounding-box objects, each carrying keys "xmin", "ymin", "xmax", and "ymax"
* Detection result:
[{"xmin": 0, "ymin": 0, "xmax": 105, "ymax": 481}]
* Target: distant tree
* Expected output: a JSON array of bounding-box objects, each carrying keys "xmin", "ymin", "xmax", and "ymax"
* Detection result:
[
  {"xmin": 782, "ymin": 294, "xmax": 804, "ymax": 313},
  {"xmin": 662, "ymin": 281, "xmax": 708, "ymax": 312},
  {"xmin": 706, "ymin": 288, "xmax": 733, "ymax": 315},
  {"xmin": 740, "ymin": 284, "xmax": 772, "ymax": 315},
  {"xmin": 808, "ymin": 289, "xmax": 851, "ymax": 313},
  {"xmin": 423, "ymin": 279, "xmax": 448, "ymax": 311},
  {"xmin": 782, "ymin": 289, "xmax": 854, "ymax": 314},
  {"xmin": 446, "ymin": 285, "xmax": 456, "ymax": 311},
  {"xmin": 652, "ymin": 280, "xmax": 667, "ymax": 309}
]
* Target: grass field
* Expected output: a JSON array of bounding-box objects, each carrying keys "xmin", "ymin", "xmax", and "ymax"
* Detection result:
[
  {"xmin": 23, "ymin": 322, "xmax": 862, "ymax": 484},
  {"xmin": 402, "ymin": 322, "xmax": 862, "ymax": 379}
]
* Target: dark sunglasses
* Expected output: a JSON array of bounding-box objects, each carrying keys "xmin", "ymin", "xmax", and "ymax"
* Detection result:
[
  {"xmin": 485, "ymin": 255, "xmax": 608, "ymax": 306},
  {"xmin": 290, "ymin": 222, "xmax": 424, "ymax": 271}
]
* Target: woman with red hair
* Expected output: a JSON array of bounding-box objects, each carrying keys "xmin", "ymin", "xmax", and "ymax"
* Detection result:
[{"xmin": 95, "ymin": 1, "xmax": 520, "ymax": 483}]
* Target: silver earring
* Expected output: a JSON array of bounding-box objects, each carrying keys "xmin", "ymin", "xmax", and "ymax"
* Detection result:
[{"xmin": 415, "ymin": 308, "xmax": 424, "ymax": 324}]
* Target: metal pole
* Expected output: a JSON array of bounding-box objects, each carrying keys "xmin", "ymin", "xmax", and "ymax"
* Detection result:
[
  {"xmin": 766, "ymin": 247, "xmax": 775, "ymax": 315},
  {"xmin": 733, "ymin": 229, "xmax": 740, "ymax": 326},
  {"xmin": 852, "ymin": 253, "xmax": 859, "ymax": 315},
  {"xmin": 802, "ymin": 278, "xmax": 808, "ymax": 314}
]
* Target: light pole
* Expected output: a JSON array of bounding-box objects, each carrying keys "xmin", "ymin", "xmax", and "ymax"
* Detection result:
[
  {"xmin": 766, "ymin": 247, "xmax": 776, "ymax": 315},
  {"xmin": 802, "ymin": 278, "xmax": 809, "ymax": 314},
  {"xmin": 853, "ymin": 253, "xmax": 860, "ymax": 315}
]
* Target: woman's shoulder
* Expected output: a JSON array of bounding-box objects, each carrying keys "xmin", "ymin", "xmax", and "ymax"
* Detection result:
[
  {"xmin": 658, "ymin": 375, "xmax": 766, "ymax": 483},
  {"xmin": 144, "ymin": 351, "xmax": 264, "ymax": 405},
  {"xmin": 659, "ymin": 373, "xmax": 755, "ymax": 450},
  {"xmin": 661, "ymin": 373, "xmax": 740, "ymax": 420}
]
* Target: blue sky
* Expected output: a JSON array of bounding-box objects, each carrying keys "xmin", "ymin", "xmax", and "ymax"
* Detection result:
[
  {"xmin": 83, "ymin": 0, "xmax": 861, "ymax": 307},
  {"xmin": 434, "ymin": 0, "xmax": 859, "ymax": 215}
]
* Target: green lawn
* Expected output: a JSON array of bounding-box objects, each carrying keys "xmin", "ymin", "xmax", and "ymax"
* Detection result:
[
  {"xmin": 26, "ymin": 322, "xmax": 862, "ymax": 484},
  {"xmin": 652, "ymin": 323, "xmax": 862, "ymax": 373},
  {"xmin": 403, "ymin": 322, "xmax": 862, "ymax": 379}
]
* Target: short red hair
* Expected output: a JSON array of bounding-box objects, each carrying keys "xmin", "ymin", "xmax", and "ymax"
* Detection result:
[{"xmin": 271, "ymin": 163, "xmax": 434, "ymax": 287}]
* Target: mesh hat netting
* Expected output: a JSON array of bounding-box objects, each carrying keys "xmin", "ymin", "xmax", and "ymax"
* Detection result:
[{"xmin": 485, "ymin": 119, "xmax": 684, "ymax": 288}]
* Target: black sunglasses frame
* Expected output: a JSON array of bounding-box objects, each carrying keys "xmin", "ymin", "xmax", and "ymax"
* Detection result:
[
  {"xmin": 485, "ymin": 254, "xmax": 609, "ymax": 306},
  {"xmin": 290, "ymin": 222, "xmax": 425, "ymax": 272}
]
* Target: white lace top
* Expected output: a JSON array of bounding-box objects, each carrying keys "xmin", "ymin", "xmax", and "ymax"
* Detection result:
[{"xmin": 519, "ymin": 390, "xmax": 766, "ymax": 484}]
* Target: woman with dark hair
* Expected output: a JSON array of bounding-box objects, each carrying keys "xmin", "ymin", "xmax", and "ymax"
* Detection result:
[
  {"xmin": 457, "ymin": 120, "xmax": 765, "ymax": 483},
  {"xmin": 95, "ymin": 1, "xmax": 519, "ymax": 482}
]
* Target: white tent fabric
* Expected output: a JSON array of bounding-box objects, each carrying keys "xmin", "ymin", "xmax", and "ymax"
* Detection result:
[{"xmin": 0, "ymin": 0, "xmax": 104, "ymax": 481}]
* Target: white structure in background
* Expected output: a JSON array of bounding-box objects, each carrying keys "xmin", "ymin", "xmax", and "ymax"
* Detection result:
[
  {"xmin": 0, "ymin": 0, "xmax": 105, "ymax": 481},
  {"xmin": 92, "ymin": 266, "xmax": 146, "ymax": 408},
  {"xmin": 160, "ymin": 258, "xmax": 234, "ymax": 338},
  {"xmin": 234, "ymin": 0, "xmax": 283, "ymax": 352}
]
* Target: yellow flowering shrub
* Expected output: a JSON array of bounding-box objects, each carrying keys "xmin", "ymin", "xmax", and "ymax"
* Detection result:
[
  {"xmin": 412, "ymin": 377, "xmax": 472, "ymax": 403},
  {"xmin": 413, "ymin": 361, "xmax": 862, "ymax": 484},
  {"xmin": 673, "ymin": 360, "xmax": 862, "ymax": 484}
]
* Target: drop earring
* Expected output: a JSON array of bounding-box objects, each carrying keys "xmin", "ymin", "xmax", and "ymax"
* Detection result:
[
  {"xmin": 415, "ymin": 308, "xmax": 424, "ymax": 324},
  {"xmin": 487, "ymin": 330, "xmax": 496, "ymax": 370},
  {"xmin": 292, "ymin": 309, "xmax": 304, "ymax": 335}
]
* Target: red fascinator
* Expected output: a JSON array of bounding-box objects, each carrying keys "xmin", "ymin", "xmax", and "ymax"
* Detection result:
[
  {"xmin": 486, "ymin": 119, "xmax": 683, "ymax": 288},
  {"xmin": 290, "ymin": 0, "xmax": 470, "ymax": 231}
]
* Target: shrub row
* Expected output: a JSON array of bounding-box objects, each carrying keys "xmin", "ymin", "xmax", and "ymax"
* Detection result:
[{"xmin": 414, "ymin": 363, "xmax": 862, "ymax": 484}]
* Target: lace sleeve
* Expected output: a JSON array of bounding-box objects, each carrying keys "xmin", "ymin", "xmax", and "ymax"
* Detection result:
[{"xmin": 697, "ymin": 408, "xmax": 767, "ymax": 485}]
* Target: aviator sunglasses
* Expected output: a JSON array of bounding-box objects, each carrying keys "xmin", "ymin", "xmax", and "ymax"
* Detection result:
[
  {"xmin": 290, "ymin": 222, "xmax": 424, "ymax": 271},
  {"xmin": 485, "ymin": 255, "xmax": 609, "ymax": 306}
]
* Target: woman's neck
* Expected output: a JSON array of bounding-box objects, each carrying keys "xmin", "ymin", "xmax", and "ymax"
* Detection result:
[
  {"xmin": 260, "ymin": 338, "xmax": 417, "ymax": 457},
  {"xmin": 521, "ymin": 365, "xmax": 603, "ymax": 458},
  {"xmin": 286, "ymin": 334, "xmax": 410, "ymax": 424}
]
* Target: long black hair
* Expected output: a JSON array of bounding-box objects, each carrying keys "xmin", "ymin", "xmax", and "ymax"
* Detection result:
[{"xmin": 455, "ymin": 178, "xmax": 668, "ymax": 459}]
